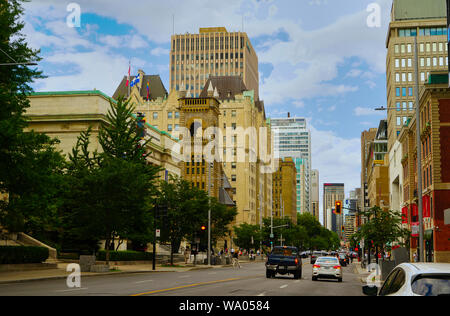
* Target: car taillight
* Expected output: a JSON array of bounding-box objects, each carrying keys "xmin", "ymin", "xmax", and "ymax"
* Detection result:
[
  {"xmin": 313, "ymin": 264, "xmax": 320, "ymax": 269},
  {"xmin": 295, "ymin": 258, "xmax": 299, "ymax": 265},
  {"xmin": 334, "ymin": 266, "xmax": 341, "ymax": 269}
]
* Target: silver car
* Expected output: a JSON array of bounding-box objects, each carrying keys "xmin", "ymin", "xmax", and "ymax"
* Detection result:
[
  {"xmin": 363, "ymin": 263, "xmax": 450, "ymax": 296},
  {"xmin": 312, "ymin": 257, "xmax": 343, "ymax": 282}
]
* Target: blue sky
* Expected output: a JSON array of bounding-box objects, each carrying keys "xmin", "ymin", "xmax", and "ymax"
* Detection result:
[{"xmin": 22, "ymin": 0, "xmax": 394, "ymax": 221}]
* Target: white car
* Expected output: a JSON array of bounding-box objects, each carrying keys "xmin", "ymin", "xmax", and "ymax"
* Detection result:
[
  {"xmin": 312, "ymin": 257, "xmax": 343, "ymax": 282},
  {"xmin": 363, "ymin": 263, "xmax": 450, "ymax": 296}
]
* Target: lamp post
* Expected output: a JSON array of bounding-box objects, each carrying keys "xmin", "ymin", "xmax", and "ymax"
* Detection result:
[{"xmin": 374, "ymin": 36, "xmax": 424, "ymax": 262}]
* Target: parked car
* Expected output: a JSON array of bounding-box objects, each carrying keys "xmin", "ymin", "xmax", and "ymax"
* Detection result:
[
  {"xmin": 266, "ymin": 246, "xmax": 303, "ymax": 279},
  {"xmin": 312, "ymin": 257, "xmax": 343, "ymax": 282},
  {"xmin": 363, "ymin": 263, "xmax": 450, "ymax": 296}
]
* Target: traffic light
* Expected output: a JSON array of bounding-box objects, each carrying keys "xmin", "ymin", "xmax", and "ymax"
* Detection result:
[
  {"xmin": 341, "ymin": 225, "xmax": 345, "ymax": 233},
  {"xmin": 335, "ymin": 200, "xmax": 342, "ymax": 215},
  {"xmin": 201, "ymin": 225, "xmax": 206, "ymax": 231}
]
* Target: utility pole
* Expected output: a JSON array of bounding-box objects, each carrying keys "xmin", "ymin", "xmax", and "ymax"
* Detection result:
[{"xmin": 208, "ymin": 162, "xmax": 212, "ymax": 266}]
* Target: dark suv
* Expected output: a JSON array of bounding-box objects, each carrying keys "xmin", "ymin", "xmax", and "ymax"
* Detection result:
[{"xmin": 266, "ymin": 246, "xmax": 303, "ymax": 279}]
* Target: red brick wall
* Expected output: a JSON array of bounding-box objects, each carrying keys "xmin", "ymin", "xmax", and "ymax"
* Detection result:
[
  {"xmin": 439, "ymin": 99, "xmax": 450, "ymax": 123},
  {"xmin": 433, "ymin": 190, "xmax": 450, "ymax": 252},
  {"xmin": 440, "ymin": 126, "xmax": 450, "ymax": 183}
]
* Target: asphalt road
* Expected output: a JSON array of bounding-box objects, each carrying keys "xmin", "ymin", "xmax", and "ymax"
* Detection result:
[{"xmin": 0, "ymin": 260, "xmax": 364, "ymax": 296}]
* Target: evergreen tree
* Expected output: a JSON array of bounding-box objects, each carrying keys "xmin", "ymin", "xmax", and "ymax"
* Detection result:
[{"xmin": 0, "ymin": 0, "xmax": 65, "ymax": 241}]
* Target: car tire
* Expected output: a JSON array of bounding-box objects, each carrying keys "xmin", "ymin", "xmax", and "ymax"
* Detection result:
[
  {"xmin": 338, "ymin": 278, "xmax": 343, "ymax": 282},
  {"xmin": 266, "ymin": 270, "xmax": 272, "ymax": 278},
  {"xmin": 312, "ymin": 276, "xmax": 317, "ymax": 281}
]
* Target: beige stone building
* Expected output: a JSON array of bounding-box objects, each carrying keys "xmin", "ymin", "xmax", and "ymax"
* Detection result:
[
  {"xmin": 170, "ymin": 27, "xmax": 259, "ymax": 100},
  {"xmin": 25, "ymin": 90, "xmax": 181, "ymax": 180},
  {"xmin": 386, "ymin": 0, "xmax": 448, "ymax": 153},
  {"xmin": 116, "ymin": 74, "xmax": 273, "ymax": 227},
  {"xmin": 365, "ymin": 120, "xmax": 390, "ymax": 210},
  {"xmin": 272, "ymin": 158, "xmax": 297, "ymax": 225},
  {"xmin": 311, "ymin": 170, "xmax": 320, "ymax": 222}
]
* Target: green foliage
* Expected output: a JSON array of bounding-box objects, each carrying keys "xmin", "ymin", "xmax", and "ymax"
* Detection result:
[
  {"xmin": 0, "ymin": 0, "xmax": 66, "ymax": 238},
  {"xmin": 233, "ymin": 223, "xmax": 262, "ymax": 250},
  {"xmin": 96, "ymin": 250, "xmax": 153, "ymax": 262},
  {"xmin": 353, "ymin": 206, "xmax": 411, "ymax": 256},
  {"xmin": 0, "ymin": 246, "xmax": 49, "ymax": 264},
  {"xmin": 156, "ymin": 176, "xmax": 236, "ymax": 265},
  {"xmin": 61, "ymin": 98, "xmax": 161, "ymax": 262}
]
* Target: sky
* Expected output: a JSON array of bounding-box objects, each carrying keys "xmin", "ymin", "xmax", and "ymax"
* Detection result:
[{"xmin": 21, "ymin": 0, "xmax": 394, "ymax": 223}]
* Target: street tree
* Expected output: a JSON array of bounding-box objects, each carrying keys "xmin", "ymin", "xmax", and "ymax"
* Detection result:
[
  {"xmin": 62, "ymin": 97, "xmax": 160, "ymax": 264},
  {"xmin": 233, "ymin": 223, "xmax": 262, "ymax": 251},
  {"xmin": 0, "ymin": 0, "xmax": 66, "ymax": 244}
]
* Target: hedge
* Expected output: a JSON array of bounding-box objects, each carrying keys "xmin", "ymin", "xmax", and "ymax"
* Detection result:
[
  {"xmin": 0, "ymin": 246, "xmax": 49, "ymax": 264},
  {"xmin": 96, "ymin": 250, "xmax": 153, "ymax": 261}
]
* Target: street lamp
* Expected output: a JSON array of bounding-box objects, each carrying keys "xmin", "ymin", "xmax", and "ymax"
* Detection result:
[{"xmin": 374, "ymin": 36, "xmax": 424, "ymax": 262}]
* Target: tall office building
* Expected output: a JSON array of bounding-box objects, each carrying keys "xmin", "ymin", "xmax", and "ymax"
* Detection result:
[
  {"xmin": 386, "ymin": 0, "xmax": 447, "ymax": 152},
  {"xmin": 323, "ymin": 183, "xmax": 345, "ymax": 231},
  {"xmin": 311, "ymin": 170, "xmax": 320, "ymax": 221},
  {"xmin": 170, "ymin": 27, "xmax": 259, "ymax": 100},
  {"xmin": 270, "ymin": 117, "xmax": 312, "ymax": 215}
]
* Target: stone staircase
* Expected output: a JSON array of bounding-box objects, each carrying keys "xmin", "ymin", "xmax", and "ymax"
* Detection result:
[{"xmin": 0, "ymin": 229, "xmax": 58, "ymax": 261}]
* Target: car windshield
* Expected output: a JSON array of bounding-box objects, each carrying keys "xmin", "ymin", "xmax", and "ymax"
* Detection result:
[
  {"xmin": 316, "ymin": 257, "xmax": 339, "ymax": 264},
  {"xmin": 411, "ymin": 275, "xmax": 450, "ymax": 296},
  {"xmin": 313, "ymin": 251, "xmax": 322, "ymax": 255},
  {"xmin": 339, "ymin": 254, "xmax": 346, "ymax": 258},
  {"xmin": 272, "ymin": 248, "xmax": 297, "ymax": 256}
]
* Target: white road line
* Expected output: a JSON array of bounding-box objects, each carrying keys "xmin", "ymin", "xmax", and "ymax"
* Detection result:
[
  {"xmin": 179, "ymin": 275, "xmax": 191, "ymax": 279},
  {"xmin": 257, "ymin": 292, "xmax": 266, "ymax": 296},
  {"xmin": 134, "ymin": 280, "xmax": 154, "ymax": 284},
  {"xmin": 55, "ymin": 288, "xmax": 88, "ymax": 293},
  {"xmin": 280, "ymin": 284, "xmax": 288, "ymax": 289},
  {"xmin": 294, "ymin": 280, "xmax": 301, "ymax": 283}
]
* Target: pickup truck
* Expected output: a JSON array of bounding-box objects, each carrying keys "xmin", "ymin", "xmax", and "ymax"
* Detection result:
[{"xmin": 266, "ymin": 246, "xmax": 302, "ymax": 279}]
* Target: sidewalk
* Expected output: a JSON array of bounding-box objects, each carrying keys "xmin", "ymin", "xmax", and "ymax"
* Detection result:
[
  {"xmin": 352, "ymin": 261, "xmax": 382, "ymax": 285},
  {"xmin": 0, "ymin": 259, "xmax": 259, "ymax": 284}
]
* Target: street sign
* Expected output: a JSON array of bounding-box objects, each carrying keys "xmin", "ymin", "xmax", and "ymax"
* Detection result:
[
  {"xmin": 270, "ymin": 234, "xmax": 274, "ymax": 238},
  {"xmin": 156, "ymin": 229, "xmax": 160, "ymax": 238}
]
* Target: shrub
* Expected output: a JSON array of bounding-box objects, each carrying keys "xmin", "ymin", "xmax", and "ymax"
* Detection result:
[
  {"xmin": 0, "ymin": 246, "xmax": 49, "ymax": 264},
  {"xmin": 96, "ymin": 250, "xmax": 153, "ymax": 262}
]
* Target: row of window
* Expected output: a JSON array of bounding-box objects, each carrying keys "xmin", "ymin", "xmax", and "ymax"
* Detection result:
[
  {"xmin": 394, "ymin": 42, "xmax": 448, "ymax": 54},
  {"xmin": 173, "ymin": 36, "xmax": 246, "ymax": 52},
  {"xmin": 152, "ymin": 112, "xmax": 180, "ymax": 120},
  {"xmin": 398, "ymin": 27, "xmax": 448, "ymax": 37},
  {"xmin": 395, "ymin": 87, "xmax": 414, "ymax": 97},
  {"xmin": 173, "ymin": 61, "xmax": 244, "ymax": 70},
  {"xmin": 173, "ymin": 52, "xmax": 244, "ymax": 62}
]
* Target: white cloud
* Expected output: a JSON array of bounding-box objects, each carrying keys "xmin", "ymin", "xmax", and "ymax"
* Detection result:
[{"xmin": 151, "ymin": 47, "xmax": 170, "ymax": 57}]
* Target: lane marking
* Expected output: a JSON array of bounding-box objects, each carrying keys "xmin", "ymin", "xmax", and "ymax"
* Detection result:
[
  {"xmin": 257, "ymin": 292, "xmax": 266, "ymax": 296},
  {"xmin": 134, "ymin": 280, "xmax": 154, "ymax": 284},
  {"xmin": 55, "ymin": 288, "xmax": 88, "ymax": 293},
  {"xmin": 131, "ymin": 278, "xmax": 242, "ymax": 296},
  {"xmin": 280, "ymin": 284, "xmax": 288, "ymax": 289},
  {"xmin": 179, "ymin": 275, "xmax": 191, "ymax": 279}
]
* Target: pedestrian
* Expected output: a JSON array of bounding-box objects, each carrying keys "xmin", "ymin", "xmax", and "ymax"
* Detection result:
[
  {"xmin": 184, "ymin": 246, "xmax": 191, "ymax": 264},
  {"xmin": 232, "ymin": 251, "xmax": 241, "ymax": 269}
]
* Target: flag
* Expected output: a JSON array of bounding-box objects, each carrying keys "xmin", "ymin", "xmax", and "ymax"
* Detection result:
[
  {"xmin": 130, "ymin": 74, "xmax": 140, "ymax": 87},
  {"xmin": 146, "ymin": 81, "xmax": 150, "ymax": 100},
  {"xmin": 126, "ymin": 62, "xmax": 130, "ymax": 87}
]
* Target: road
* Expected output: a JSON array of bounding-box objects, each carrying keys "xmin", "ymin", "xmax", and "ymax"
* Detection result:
[{"xmin": 0, "ymin": 260, "xmax": 364, "ymax": 296}]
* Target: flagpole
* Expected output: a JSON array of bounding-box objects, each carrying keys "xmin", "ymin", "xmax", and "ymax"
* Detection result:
[{"xmin": 127, "ymin": 61, "xmax": 131, "ymax": 98}]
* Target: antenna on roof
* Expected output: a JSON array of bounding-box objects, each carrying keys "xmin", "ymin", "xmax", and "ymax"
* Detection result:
[{"xmin": 172, "ymin": 14, "xmax": 175, "ymax": 35}]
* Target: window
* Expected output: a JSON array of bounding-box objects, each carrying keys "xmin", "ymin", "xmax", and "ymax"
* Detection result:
[
  {"xmin": 395, "ymin": 73, "xmax": 400, "ymax": 82},
  {"xmin": 379, "ymin": 269, "xmax": 400, "ymax": 296},
  {"xmin": 175, "ymin": 111, "xmax": 180, "ymax": 119},
  {"xmin": 402, "ymin": 87, "xmax": 407, "ymax": 97},
  {"xmin": 168, "ymin": 112, "xmax": 173, "ymax": 119},
  {"xmin": 231, "ymin": 110, "xmax": 236, "ymax": 117},
  {"xmin": 408, "ymin": 87, "xmax": 413, "ymax": 96},
  {"xmin": 395, "ymin": 59, "xmax": 400, "ymax": 68},
  {"xmin": 153, "ymin": 112, "xmax": 158, "ymax": 120},
  {"xmin": 411, "ymin": 275, "xmax": 450, "ymax": 296},
  {"xmin": 231, "ymin": 175, "xmax": 236, "ymax": 182},
  {"xmin": 397, "ymin": 117, "xmax": 401, "ymax": 126},
  {"xmin": 168, "ymin": 124, "xmax": 173, "ymax": 132},
  {"xmin": 396, "ymin": 87, "xmax": 401, "ymax": 97}
]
